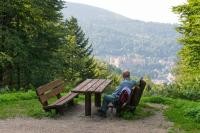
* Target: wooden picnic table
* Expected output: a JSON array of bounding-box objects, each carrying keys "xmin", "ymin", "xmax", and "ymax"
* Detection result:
[{"xmin": 72, "ymin": 79, "xmax": 112, "ymax": 116}]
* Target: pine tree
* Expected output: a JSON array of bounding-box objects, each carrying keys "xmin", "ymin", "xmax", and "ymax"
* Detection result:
[{"xmin": 61, "ymin": 17, "xmax": 96, "ymax": 81}]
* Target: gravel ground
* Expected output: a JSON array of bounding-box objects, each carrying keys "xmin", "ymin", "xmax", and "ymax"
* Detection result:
[{"xmin": 0, "ymin": 104, "xmax": 173, "ymax": 133}]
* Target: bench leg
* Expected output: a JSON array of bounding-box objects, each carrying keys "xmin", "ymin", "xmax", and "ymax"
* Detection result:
[
  {"xmin": 95, "ymin": 93, "xmax": 101, "ymax": 107},
  {"xmin": 85, "ymin": 93, "xmax": 91, "ymax": 116}
]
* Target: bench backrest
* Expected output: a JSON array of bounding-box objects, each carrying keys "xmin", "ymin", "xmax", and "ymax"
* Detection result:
[
  {"xmin": 129, "ymin": 79, "xmax": 146, "ymax": 106},
  {"xmin": 36, "ymin": 80, "xmax": 64, "ymax": 106}
]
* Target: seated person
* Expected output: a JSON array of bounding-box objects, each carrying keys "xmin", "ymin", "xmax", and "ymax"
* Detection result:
[{"xmin": 98, "ymin": 70, "xmax": 138, "ymax": 117}]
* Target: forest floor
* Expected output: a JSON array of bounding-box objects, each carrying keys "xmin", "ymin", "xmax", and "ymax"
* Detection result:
[{"xmin": 0, "ymin": 103, "xmax": 173, "ymax": 133}]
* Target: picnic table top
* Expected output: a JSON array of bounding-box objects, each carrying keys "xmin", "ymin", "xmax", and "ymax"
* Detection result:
[{"xmin": 71, "ymin": 79, "xmax": 112, "ymax": 93}]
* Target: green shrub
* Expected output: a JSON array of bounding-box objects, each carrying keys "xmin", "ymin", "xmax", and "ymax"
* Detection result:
[
  {"xmin": 185, "ymin": 107, "xmax": 200, "ymax": 123},
  {"xmin": 143, "ymin": 73, "xmax": 200, "ymax": 101},
  {"xmin": 168, "ymin": 81, "xmax": 200, "ymax": 100},
  {"xmin": 195, "ymin": 113, "xmax": 200, "ymax": 123},
  {"xmin": 144, "ymin": 82, "xmax": 200, "ymax": 101}
]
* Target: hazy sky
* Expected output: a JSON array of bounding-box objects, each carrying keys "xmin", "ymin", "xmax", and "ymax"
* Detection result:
[{"xmin": 65, "ymin": 0, "xmax": 186, "ymax": 24}]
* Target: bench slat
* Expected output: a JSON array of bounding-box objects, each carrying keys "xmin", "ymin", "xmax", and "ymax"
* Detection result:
[
  {"xmin": 95, "ymin": 80, "xmax": 112, "ymax": 93},
  {"xmin": 55, "ymin": 92, "xmax": 78, "ymax": 106},
  {"xmin": 43, "ymin": 92, "xmax": 78, "ymax": 110},
  {"xmin": 39, "ymin": 84, "xmax": 64, "ymax": 104},
  {"xmin": 37, "ymin": 80, "xmax": 64, "ymax": 95},
  {"xmin": 72, "ymin": 79, "xmax": 99, "ymax": 93},
  {"xmin": 88, "ymin": 79, "xmax": 106, "ymax": 92},
  {"xmin": 50, "ymin": 92, "xmax": 78, "ymax": 105},
  {"xmin": 72, "ymin": 79, "xmax": 92, "ymax": 92},
  {"xmin": 79, "ymin": 79, "xmax": 99, "ymax": 92}
]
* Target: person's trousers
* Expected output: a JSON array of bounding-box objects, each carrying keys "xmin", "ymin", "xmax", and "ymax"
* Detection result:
[{"xmin": 100, "ymin": 94, "xmax": 118, "ymax": 113}]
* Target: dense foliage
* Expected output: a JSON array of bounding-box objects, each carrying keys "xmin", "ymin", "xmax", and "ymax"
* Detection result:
[
  {"xmin": 144, "ymin": 83, "xmax": 200, "ymax": 100},
  {"xmin": 172, "ymin": 0, "xmax": 200, "ymax": 100},
  {"xmin": 0, "ymin": 1, "xmax": 122, "ymax": 90},
  {"xmin": 0, "ymin": 0, "xmax": 65, "ymax": 89}
]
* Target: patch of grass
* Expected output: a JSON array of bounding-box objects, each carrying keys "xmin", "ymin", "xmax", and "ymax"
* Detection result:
[
  {"xmin": 142, "ymin": 96, "xmax": 172, "ymax": 105},
  {"xmin": 164, "ymin": 99, "xmax": 200, "ymax": 132},
  {"xmin": 142, "ymin": 96, "xmax": 200, "ymax": 132},
  {"xmin": 121, "ymin": 103, "xmax": 155, "ymax": 120},
  {"xmin": 0, "ymin": 90, "xmax": 79, "ymax": 119},
  {"xmin": 0, "ymin": 90, "xmax": 86, "ymax": 119},
  {"xmin": 0, "ymin": 90, "xmax": 37, "ymax": 103},
  {"xmin": 0, "ymin": 99, "xmax": 55, "ymax": 119}
]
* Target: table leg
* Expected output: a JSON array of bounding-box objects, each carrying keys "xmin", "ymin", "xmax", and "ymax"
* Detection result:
[
  {"xmin": 95, "ymin": 93, "xmax": 101, "ymax": 107},
  {"xmin": 85, "ymin": 93, "xmax": 91, "ymax": 116}
]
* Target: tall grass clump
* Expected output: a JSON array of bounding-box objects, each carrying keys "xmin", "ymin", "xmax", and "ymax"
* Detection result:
[{"xmin": 0, "ymin": 90, "xmax": 37, "ymax": 103}]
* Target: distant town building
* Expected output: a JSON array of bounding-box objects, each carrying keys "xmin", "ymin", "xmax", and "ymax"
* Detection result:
[
  {"xmin": 152, "ymin": 79, "xmax": 165, "ymax": 84},
  {"xmin": 167, "ymin": 73, "xmax": 175, "ymax": 83}
]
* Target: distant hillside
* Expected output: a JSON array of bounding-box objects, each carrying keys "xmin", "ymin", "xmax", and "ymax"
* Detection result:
[{"xmin": 62, "ymin": 2, "xmax": 180, "ymax": 82}]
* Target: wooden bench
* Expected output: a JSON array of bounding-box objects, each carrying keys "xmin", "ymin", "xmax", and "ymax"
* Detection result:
[
  {"xmin": 129, "ymin": 79, "xmax": 146, "ymax": 108},
  {"xmin": 109, "ymin": 79, "xmax": 146, "ymax": 115},
  {"xmin": 36, "ymin": 80, "xmax": 78, "ymax": 114}
]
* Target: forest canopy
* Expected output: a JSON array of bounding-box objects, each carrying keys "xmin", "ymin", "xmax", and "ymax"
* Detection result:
[{"xmin": 0, "ymin": 0, "xmax": 119, "ymax": 90}]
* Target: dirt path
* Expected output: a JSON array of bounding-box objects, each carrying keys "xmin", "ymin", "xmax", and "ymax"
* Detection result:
[{"xmin": 0, "ymin": 104, "xmax": 172, "ymax": 133}]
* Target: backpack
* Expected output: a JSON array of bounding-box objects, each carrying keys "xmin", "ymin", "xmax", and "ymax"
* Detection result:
[{"xmin": 119, "ymin": 88, "xmax": 130, "ymax": 107}]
